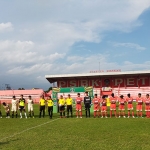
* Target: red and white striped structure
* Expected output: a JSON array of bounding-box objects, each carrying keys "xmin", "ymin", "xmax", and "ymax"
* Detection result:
[{"xmin": 0, "ymin": 89, "xmax": 45, "ymax": 104}]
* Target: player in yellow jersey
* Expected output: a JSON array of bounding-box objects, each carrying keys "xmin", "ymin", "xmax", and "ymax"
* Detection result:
[
  {"xmin": 58, "ymin": 95, "xmax": 66, "ymax": 118},
  {"xmin": 47, "ymin": 96, "xmax": 53, "ymax": 119},
  {"xmin": 66, "ymin": 94, "xmax": 73, "ymax": 118},
  {"xmin": 19, "ymin": 95, "xmax": 27, "ymax": 119},
  {"xmin": 39, "ymin": 95, "xmax": 46, "ymax": 118}
]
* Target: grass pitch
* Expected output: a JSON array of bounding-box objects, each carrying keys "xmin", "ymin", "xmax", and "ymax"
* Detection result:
[{"xmin": 0, "ymin": 104, "xmax": 150, "ymax": 150}]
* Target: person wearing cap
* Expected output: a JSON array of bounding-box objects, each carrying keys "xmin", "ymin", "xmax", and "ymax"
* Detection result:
[
  {"xmin": 101, "ymin": 96, "xmax": 108, "ymax": 118},
  {"xmin": 92, "ymin": 94, "xmax": 100, "ymax": 118},
  {"xmin": 136, "ymin": 93, "xmax": 144, "ymax": 118},
  {"xmin": 109, "ymin": 93, "xmax": 118, "ymax": 118},
  {"xmin": 11, "ymin": 95, "xmax": 18, "ymax": 118},
  {"xmin": 58, "ymin": 95, "xmax": 66, "ymax": 118},
  {"xmin": 118, "ymin": 95, "xmax": 126, "ymax": 118},
  {"xmin": 19, "ymin": 95, "xmax": 27, "ymax": 119},
  {"xmin": 39, "ymin": 95, "xmax": 46, "ymax": 118},
  {"xmin": 144, "ymin": 94, "xmax": 150, "ymax": 118},
  {"xmin": 47, "ymin": 96, "xmax": 53, "ymax": 119},
  {"xmin": 76, "ymin": 93, "xmax": 82, "ymax": 118},
  {"xmin": 126, "ymin": 93, "xmax": 135, "ymax": 118},
  {"xmin": 65, "ymin": 94, "xmax": 73, "ymax": 118},
  {"xmin": 27, "ymin": 95, "xmax": 34, "ymax": 118},
  {"xmin": 84, "ymin": 91, "xmax": 91, "ymax": 118}
]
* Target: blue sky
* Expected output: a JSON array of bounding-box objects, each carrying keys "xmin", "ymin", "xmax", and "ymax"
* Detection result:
[{"xmin": 0, "ymin": 0, "xmax": 150, "ymax": 90}]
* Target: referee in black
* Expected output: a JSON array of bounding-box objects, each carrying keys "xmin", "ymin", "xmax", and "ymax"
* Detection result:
[{"xmin": 84, "ymin": 91, "xmax": 91, "ymax": 118}]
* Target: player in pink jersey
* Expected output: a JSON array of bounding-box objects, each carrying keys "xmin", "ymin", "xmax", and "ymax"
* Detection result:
[
  {"xmin": 101, "ymin": 96, "xmax": 107, "ymax": 118},
  {"xmin": 92, "ymin": 94, "xmax": 100, "ymax": 118},
  {"xmin": 136, "ymin": 93, "xmax": 143, "ymax": 118},
  {"xmin": 126, "ymin": 93, "xmax": 135, "ymax": 118},
  {"xmin": 144, "ymin": 94, "xmax": 150, "ymax": 118},
  {"xmin": 76, "ymin": 93, "xmax": 82, "ymax": 118},
  {"xmin": 118, "ymin": 95, "xmax": 126, "ymax": 118},
  {"xmin": 109, "ymin": 93, "xmax": 117, "ymax": 118}
]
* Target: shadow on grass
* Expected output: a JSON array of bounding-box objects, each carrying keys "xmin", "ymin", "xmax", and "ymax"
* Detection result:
[
  {"xmin": 0, "ymin": 139, "xmax": 18, "ymax": 146},
  {"xmin": 0, "ymin": 141, "xmax": 9, "ymax": 146}
]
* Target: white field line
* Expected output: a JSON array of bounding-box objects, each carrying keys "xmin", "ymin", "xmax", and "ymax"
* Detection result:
[{"xmin": 0, "ymin": 118, "xmax": 60, "ymax": 142}]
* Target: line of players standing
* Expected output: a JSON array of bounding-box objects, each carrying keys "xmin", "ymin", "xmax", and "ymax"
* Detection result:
[
  {"xmin": 0, "ymin": 95, "xmax": 34, "ymax": 119},
  {"xmin": 58, "ymin": 92, "xmax": 150, "ymax": 118},
  {"xmin": 1, "ymin": 92, "xmax": 150, "ymax": 119}
]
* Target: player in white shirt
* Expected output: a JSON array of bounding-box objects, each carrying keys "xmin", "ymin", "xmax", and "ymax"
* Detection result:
[
  {"xmin": 27, "ymin": 95, "xmax": 34, "ymax": 118},
  {"xmin": 11, "ymin": 96, "xmax": 18, "ymax": 118}
]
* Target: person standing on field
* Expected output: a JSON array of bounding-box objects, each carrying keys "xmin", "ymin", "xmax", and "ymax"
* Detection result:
[
  {"xmin": 126, "ymin": 93, "xmax": 135, "ymax": 118},
  {"xmin": 11, "ymin": 95, "xmax": 18, "ymax": 118},
  {"xmin": 47, "ymin": 96, "xmax": 53, "ymax": 119},
  {"xmin": 27, "ymin": 95, "xmax": 34, "ymax": 118},
  {"xmin": 84, "ymin": 92, "xmax": 91, "ymax": 118},
  {"xmin": 118, "ymin": 95, "xmax": 126, "ymax": 118},
  {"xmin": 101, "ymin": 96, "xmax": 107, "ymax": 118},
  {"xmin": 39, "ymin": 95, "xmax": 46, "ymax": 118},
  {"xmin": 19, "ymin": 95, "xmax": 27, "ymax": 119},
  {"xmin": 136, "ymin": 93, "xmax": 143, "ymax": 118},
  {"xmin": 109, "ymin": 93, "xmax": 117, "ymax": 118},
  {"xmin": 76, "ymin": 93, "xmax": 82, "ymax": 118},
  {"xmin": 0, "ymin": 101, "xmax": 2, "ymax": 118},
  {"xmin": 144, "ymin": 94, "xmax": 150, "ymax": 118},
  {"xmin": 58, "ymin": 95, "xmax": 66, "ymax": 118},
  {"xmin": 66, "ymin": 94, "xmax": 73, "ymax": 118},
  {"xmin": 92, "ymin": 94, "xmax": 100, "ymax": 118}
]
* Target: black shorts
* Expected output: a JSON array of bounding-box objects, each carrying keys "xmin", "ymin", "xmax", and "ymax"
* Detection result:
[
  {"xmin": 48, "ymin": 106, "xmax": 53, "ymax": 112},
  {"xmin": 40, "ymin": 106, "xmax": 45, "ymax": 111},
  {"xmin": 59, "ymin": 105, "xmax": 65, "ymax": 111},
  {"xmin": 19, "ymin": 106, "xmax": 25, "ymax": 111},
  {"xmin": 67, "ymin": 105, "xmax": 72, "ymax": 111}
]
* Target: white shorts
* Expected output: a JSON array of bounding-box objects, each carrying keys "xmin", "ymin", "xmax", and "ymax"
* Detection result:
[
  {"xmin": 28, "ymin": 105, "xmax": 33, "ymax": 111},
  {"xmin": 12, "ymin": 106, "xmax": 17, "ymax": 112}
]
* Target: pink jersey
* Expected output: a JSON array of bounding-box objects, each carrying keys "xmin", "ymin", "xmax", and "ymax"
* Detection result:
[
  {"xmin": 144, "ymin": 98, "xmax": 150, "ymax": 105},
  {"xmin": 119, "ymin": 98, "xmax": 126, "ymax": 105},
  {"xmin": 126, "ymin": 97, "xmax": 133, "ymax": 104},
  {"xmin": 76, "ymin": 97, "xmax": 82, "ymax": 105},
  {"xmin": 136, "ymin": 97, "xmax": 143, "ymax": 105},
  {"xmin": 92, "ymin": 98, "xmax": 100, "ymax": 105},
  {"xmin": 110, "ymin": 96, "xmax": 117, "ymax": 104}
]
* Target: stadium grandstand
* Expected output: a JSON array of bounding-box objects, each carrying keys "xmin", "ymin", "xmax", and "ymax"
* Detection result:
[
  {"xmin": 45, "ymin": 70, "xmax": 150, "ymax": 99},
  {"xmin": 0, "ymin": 89, "xmax": 48, "ymax": 104}
]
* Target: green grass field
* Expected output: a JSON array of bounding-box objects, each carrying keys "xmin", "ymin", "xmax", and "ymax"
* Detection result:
[{"xmin": 0, "ymin": 104, "xmax": 150, "ymax": 150}]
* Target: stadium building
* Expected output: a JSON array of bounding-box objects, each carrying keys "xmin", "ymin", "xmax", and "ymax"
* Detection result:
[{"xmin": 45, "ymin": 70, "xmax": 150, "ymax": 98}]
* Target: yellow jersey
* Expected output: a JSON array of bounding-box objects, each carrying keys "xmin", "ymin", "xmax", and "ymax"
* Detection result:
[
  {"xmin": 47, "ymin": 99, "xmax": 54, "ymax": 107},
  {"xmin": 40, "ymin": 98, "xmax": 46, "ymax": 106},
  {"xmin": 19, "ymin": 98, "xmax": 25, "ymax": 106},
  {"xmin": 59, "ymin": 98, "xmax": 65, "ymax": 106},
  {"xmin": 66, "ymin": 98, "xmax": 73, "ymax": 105}
]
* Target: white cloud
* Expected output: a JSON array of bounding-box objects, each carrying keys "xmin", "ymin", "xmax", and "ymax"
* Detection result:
[
  {"xmin": 0, "ymin": 40, "xmax": 66, "ymax": 65},
  {"xmin": 0, "ymin": 22, "xmax": 13, "ymax": 32},
  {"xmin": 112, "ymin": 42, "xmax": 146, "ymax": 51},
  {"xmin": 0, "ymin": 0, "xmax": 150, "ymax": 89}
]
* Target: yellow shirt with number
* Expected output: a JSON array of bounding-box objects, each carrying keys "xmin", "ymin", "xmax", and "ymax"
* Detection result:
[
  {"xmin": 47, "ymin": 99, "xmax": 54, "ymax": 107},
  {"xmin": 40, "ymin": 98, "xmax": 46, "ymax": 106},
  {"xmin": 66, "ymin": 98, "xmax": 73, "ymax": 105},
  {"xmin": 59, "ymin": 99, "xmax": 65, "ymax": 106}
]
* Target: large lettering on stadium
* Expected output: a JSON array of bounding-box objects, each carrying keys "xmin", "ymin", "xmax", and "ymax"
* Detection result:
[{"xmin": 57, "ymin": 76, "xmax": 150, "ymax": 88}]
